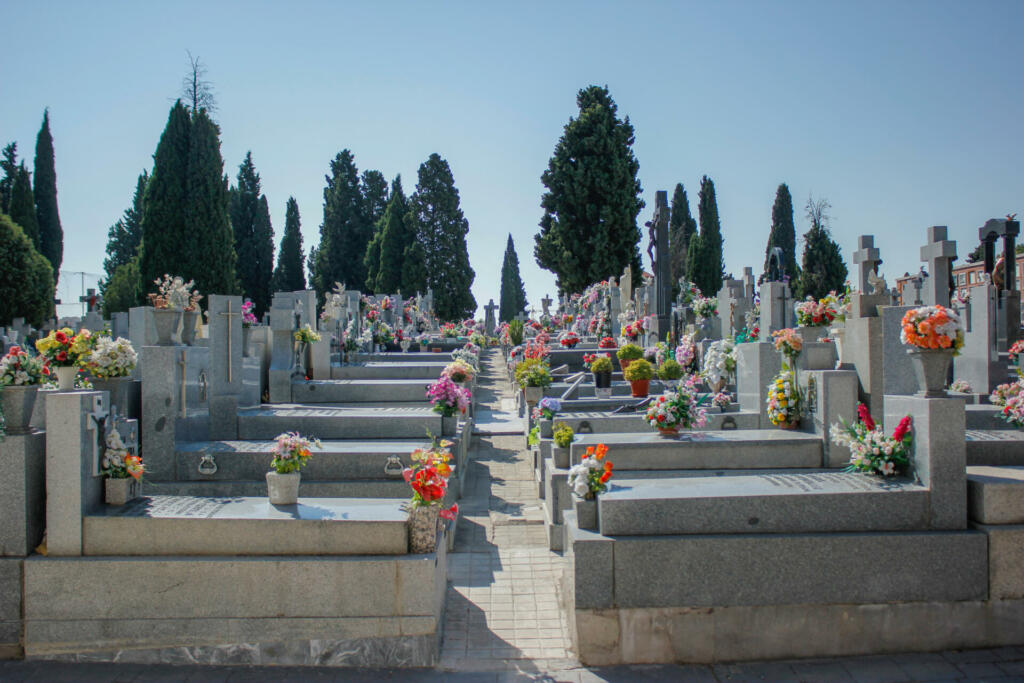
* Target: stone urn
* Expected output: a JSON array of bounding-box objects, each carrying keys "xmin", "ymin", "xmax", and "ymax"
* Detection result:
[
  {"xmin": 400, "ymin": 339, "xmax": 411, "ymax": 353},
  {"xmin": 829, "ymin": 326, "xmax": 849, "ymax": 369},
  {"xmin": 266, "ymin": 471, "xmax": 301, "ymax": 505},
  {"xmin": 524, "ymin": 386, "xmax": 544, "ymax": 405},
  {"xmin": 152, "ymin": 308, "xmax": 181, "ymax": 345},
  {"xmin": 54, "ymin": 366, "xmax": 77, "ymax": 391},
  {"xmin": 105, "ymin": 477, "xmax": 141, "ymax": 506},
  {"xmin": 408, "ymin": 505, "xmax": 441, "ymax": 554},
  {"xmin": 441, "ymin": 414, "xmax": 457, "ymax": 436},
  {"xmin": 180, "ymin": 310, "xmax": 200, "ymax": 346},
  {"xmin": 0, "ymin": 385, "xmax": 39, "ymax": 434},
  {"xmin": 242, "ymin": 326, "xmax": 253, "ymax": 357},
  {"xmin": 574, "ymin": 495, "xmax": 597, "ymax": 530},
  {"xmin": 908, "ymin": 348, "xmax": 953, "ymax": 398}
]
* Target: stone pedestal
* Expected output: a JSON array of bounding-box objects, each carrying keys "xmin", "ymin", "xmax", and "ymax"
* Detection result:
[
  {"xmin": 799, "ymin": 369, "xmax": 858, "ymax": 468},
  {"xmin": 0, "ymin": 431, "xmax": 46, "ymax": 556},
  {"xmin": 735, "ymin": 342, "xmax": 782, "ymax": 429}
]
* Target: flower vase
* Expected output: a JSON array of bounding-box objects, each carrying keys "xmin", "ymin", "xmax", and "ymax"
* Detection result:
[
  {"xmin": 907, "ymin": 348, "xmax": 953, "ymax": 398},
  {"xmin": 242, "ymin": 327, "xmax": 253, "ymax": 358},
  {"xmin": 657, "ymin": 426, "xmax": 679, "ymax": 437},
  {"xmin": 574, "ymin": 496, "xmax": 597, "ymax": 530},
  {"xmin": 293, "ymin": 341, "xmax": 308, "ymax": 378},
  {"xmin": 105, "ymin": 477, "xmax": 141, "ymax": 506},
  {"xmin": 795, "ymin": 326, "xmax": 828, "ymax": 344},
  {"xmin": 180, "ymin": 310, "xmax": 200, "ymax": 346},
  {"xmin": 408, "ymin": 505, "xmax": 441, "ymax": 553},
  {"xmin": 441, "ymin": 414, "xmax": 457, "ymax": 436},
  {"xmin": 266, "ymin": 471, "xmax": 301, "ymax": 505},
  {"xmin": 55, "ymin": 366, "xmax": 77, "ymax": 391},
  {"xmin": 524, "ymin": 386, "xmax": 543, "ymax": 405},
  {"xmin": 830, "ymin": 326, "xmax": 848, "ymax": 369},
  {"xmin": 400, "ymin": 340, "xmax": 411, "ymax": 353},
  {"xmin": 628, "ymin": 379, "xmax": 650, "ymax": 398},
  {"xmin": 420, "ymin": 344, "xmax": 428, "ymax": 352},
  {"xmin": 152, "ymin": 308, "xmax": 181, "ymax": 345},
  {"xmin": 0, "ymin": 385, "xmax": 39, "ymax": 434}
]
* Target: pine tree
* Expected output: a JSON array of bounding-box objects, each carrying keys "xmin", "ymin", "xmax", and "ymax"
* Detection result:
[
  {"xmin": 799, "ymin": 195, "xmax": 848, "ymax": 300},
  {"xmin": 534, "ymin": 85, "xmax": 644, "ymax": 294},
  {"xmin": 686, "ymin": 175, "xmax": 724, "ymax": 296},
  {"xmin": 140, "ymin": 101, "xmax": 191, "ymax": 296},
  {"xmin": 669, "ymin": 183, "xmax": 697, "ymax": 286},
  {"xmin": 229, "ymin": 152, "xmax": 274, "ymax": 315},
  {"xmin": 34, "ymin": 109, "xmax": 62, "ymax": 282},
  {"xmin": 0, "ymin": 212, "xmax": 54, "ymax": 326},
  {"xmin": 375, "ymin": 175, "xmax": 410, "ymax": 295},
  {"xmin": 499, "ymin": 234, "xmax": 527, "ymax": 322},
  {"xmin": 103, "ymin": 170, "xmax": 148, "ymax": 281},
  {"xmin": 762, "ymin": 183, "xmax": 800, "ymax": 288},
  {"xmin": 9, "ymin": 165, "xmax": 40, "ymax": 249},
  {"xmin": 273, "ymin": 197, "xmax": 306, "ymax": 292},
  {"xmin": 408, "ymin": 153, "xmax": 476, "ymax": 320},
  {"xmin": 0, "ymin": 143, "xmax": 17, "ymax": 215},
  {"xmin": 312, "ymin": 150, "xmax": 370, "ymax": 301}
]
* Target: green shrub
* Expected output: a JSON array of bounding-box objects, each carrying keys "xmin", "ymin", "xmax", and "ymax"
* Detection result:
[
  {"xmin": 616, "ymin": 343, "xmax": 643, "ymax": 360},
  {"xmin": 590, "ymin": 355, "xmax": 613, "ymax": 373},
  {"xmin": 0, "ymin": 212, "xmax": 54, "ymax": 326},
  {"xmin": 623, "ymin": 358, "xmax": 653, "ymax": 380},
  {"xmin": 553, "ymin": 422, "xmax": 574, "ymax": 449},
  {"xmin": 658, "ymin": 359, "xmax": 683, "ymax": 380},
  {"xmin": 101, "ymin": 256, "xmax": 142, "ymax": 317},
  {"xmin": 508, "ymin": 319, "xmax": 525, "ymax": 345}
]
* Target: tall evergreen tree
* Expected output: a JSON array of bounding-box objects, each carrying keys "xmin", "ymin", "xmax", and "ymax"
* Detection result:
[
  {"xmin": 34, "ymin": 109, "xmax": 62, "ymax": 282},
  {"xmin": 499, "ymin": 234, "xmax": 527, "ymax": 322},
  {"xmin": 762, "ymin": 183, "xmax": 800, "ymax": 287},
  {"xmin": 9, "ymin": 165, "xmax": 40, "ymax": 249},
  {"xmin": 103, "ymin": 170, "xmax": 148, "ymax": 281},
  {"xmin": 0, "ymin": 213, "xmax": 54, "ymax": 326},
  {"xmin": 401, "ymin": 238, "xmax": 428, "ymax": 299},
  {"xmin": 0, "ymin": 143, "xmax": 17, "ymax": 215},
  {"xmin": 273, "ymin": 197, "xmax": 306, "ymax": 292},
  {"xmin": 229, "ymin": 152, "xmax": 274, "ymax": 315},
  {"xmin": 364, "ymin": 231, "xmax": 383, "ymax": 292},
  {"xmin": 408, "ymin": 153, "xmax": 476, "ymax": 320},
  {"xmin": 312, "ymin": 150, "xmax": 370, "ymax": 300},
  {"xmin": 668, "ymin": 182, "xmax": 697, "ymax": 286},
  {"xmin": 685, "ymin": 175, "xmax": 724, "ymax": 296},
  {"xmin": 140, "ymin": 101, "xmax": 191, "ymax": 295},
  {"xmin": 534, "ymin": 85, "xmax": 644, "ymax": 294},
  {"xmin": 374, "ymin": 175, "xmax": 410, "ymax": 295},
  {"xmin": 361, "ymin": 170, "xmax": 389, "ymax": 226},
  {"xmin": 798, "ymin": 195, "xmax": 848, "ymax": 300}
]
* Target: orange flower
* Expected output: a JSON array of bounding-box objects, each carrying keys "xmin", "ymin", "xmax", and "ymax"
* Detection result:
[
  {"xmin": 595, "ymin": 443, "xmax": 608, "ymax": 460},
  {"xmin": 600, "ymin": 471, "xmax": 612, "ymax": 484},
  {"xmin": 603, "ymin": 460, "xmax": 613, "ymax": 471},
  {"xmin": 585, "ymin": 446, "xmax": 595, "ymax": 459}
]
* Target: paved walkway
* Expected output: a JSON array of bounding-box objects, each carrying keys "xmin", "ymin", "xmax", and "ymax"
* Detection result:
[{"xmin": 3, "ymin": 351, "xmax": 1024, "ymax": 680}]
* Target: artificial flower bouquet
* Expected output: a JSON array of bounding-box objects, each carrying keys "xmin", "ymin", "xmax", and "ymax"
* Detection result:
[
  {"xmin": 451, "ymin": 347, "xmax": 480, "ymax": 371},
  {"xmin": 426, "ymin": 376, "xmax": 470, "ymax": 416},
  {"xmin": 0, "ymin": 346, "xmax": 46, "ymax": 386},
  {"xmin": 583, "ymin": 352, "xmax": 611, "ymax": 372},
  {"xmin": 675, "ymin": 333, "xmax": 697, "ymax": 372},
  {"xmin": 535, "ymin": 397, "xmax": 561, "ymax": 420},
  {"xmin": 1009, "ymin": 339, "xmax": 1024, "ymax": 368},
  {"xmin": 568, "ymin": 443, "xmax": 613, "ymax": 500},
  {"xmin": 948, "ymin": 379, "xmax": 974, "ymax": 394},
  {"xmin": 597, "ymin": 336, "xmax": 617, "ymax": 349},
  {"xmin": 372, "ymin": 322, "xmax": 394, "ymax": 346},
  {"xmin": 293, "ymin": 324, "xmax": 321, "ymax": 345},
  {"xmin": 766, "ymin": 369, "xmax": 802, "ymax": 428},
  {"xmin": 271, "ymin": 431, "xmax": 321, "ymax": 474},
  {"xmin": 822, "ymin": 288, "xmax": 851, "ymax": 323},
  {"xmin": 35, "ymin": 328, "xmax": 93, "ymax": 367},
  {"xmin": 621, "ymin": 320, "xmax": 644, "ymax": 341},
  {"xmin": 702, "ymin": 339, "xmax": 736, "ymax": 387},
  {"xmin": 794, "ymin": 296, "xmax": 836, "ymax": 327},
  {"xmin": 991, "ymin": 378, "xmax": 1024, "ymax": 428},
  {"xmin": 772, "ymin": 328, "xmax": 803, "ymax": 366},
  {"xmin": 693, "ymin": 295, "xmax": 718, "ymax": 320},
  {"xmin": 712, "ymin": 391, "xmax": 733, "ymax": 409},
  {"xmin": 559, "ymin": 331, "xmax": 580, "ymax": 348},
  {"xmin": 645, "ymin": 377, "xmax": 709, "ymax": 432},
  {"xmin": 900, "ymin": 305, "xmax": 964, "ymax": 355},
  {"xmin": 443, "ymin": 359, "xmax": 475, "ymax": 383},
  {"xmin": 101, "ymin": 428, "xmax": 145, "ymax": 480},
  {"xmin": 85, "ymin": 335, "xmax": 138, "ymax": 379},
  {"xmin": 440, "ymin": 322, "xmax": 459, "ymax": 338},
  {"xmin": 403, "ymin": 438, "xmax": 459, "ymax": 521},
  {"xmin": 149, "ymin": 274, "xmax": 201, "ymax": 310},
  {"xmin": 241, "ymin": 299, "xmax": 258, "ymax": 328},
  {"xmin": 830, "ymin": 403, "xmax": 913, "ymax": 476}
]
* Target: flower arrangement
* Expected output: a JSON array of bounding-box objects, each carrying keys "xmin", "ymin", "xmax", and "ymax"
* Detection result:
[
  {"xmin": 598, "ymin": 336, "xmax": 617, "ymax": 349},
  {"xmin": 559, "ymin": 331, "xmax": 580, "ymax": 348},
  {"xmin": 100, "ymin": 428, "xmax": 144, "ymax": 480},
  {"xmin": 621, "ymin": 320, "xmax": 643, "ymax": 341},
  {"xmin": 766, "ymin": 370, "xmax": 802, "ymax": 427},
  {"xmin": 443, "ymin": 360, "xmax": 475, "ymax": 383},
  {"xmin": 553, "ymin": 422, "xmax": 574, "ymax": 449},
  {"xmin": 365, "ymin": 308, "xmax": 379, "ymax": 323},
  {"xmin": 294, "ymin": 324, "xmax": 321, "ymax": 345},
  {"xmin": 830, "ymin": 404, "xmax": 913, "ymax": 476},
  {"xmin": 712, "ymin": 391, "xmax": 732, "ymax": 409},
  {"xmin": 415, "ymin": 332, "xmax": 431, "ymax": 346},
  {"xmin": 771, "ymin": 328, "xmax": 803, "ymax": 366},
  {"xmin": 991, "ymin": 379, "xmax": 1024, "ymax": 407},
  {"xmin": 35, "ymin": 328, "xmax": 93, "ymax": 367},
  {"xmin": 948, "ymin": 379, "xmax": 974, "ymax": 394},
  {"xmin": 451, "ymin": 348, "xmax": 480, "ymax": 371},
  {"xmin": 693, "ymin": 296, "xmax": 718, "ymax": 320},
  {"xmin": 652, "ymin": 341, "xmax": 671, "ymax": 367},
  {"xmin": 1009, "ymin": 339, "xmax": 1024, "ymax": 366},
  {"xmin": 403, "ymin": 438, "xmax": 459, "ymax": 520},
  {"xmin": 674, "ymin": 334, "xmax": 697, "ymax": 371},
  {"xmin": 0, "ymin": 346, "xmax": 46, "ymax": 386},
  {"xmin": 735, "ymin": 326, "xmax": 760, "ymax": 344},
  {"xmin": 372, "ymin": 322, "xmax": 394, "ymax": 346},
  {"xmin": 343, "ymin": 319, "xmax": 360, "ymax": 352},
  {"xmin": 85, "ymin": 335, "xmax": 137, "ymax": 379},
  {"xmin": 794, "ymin": 297, "xmax": 837, "ymax": 327},
  {"xmin": 702, "ymin": 339, "xmax": 736, "ymax": 387},
  {"xmin": 990, "ymin": 378, "xmax": 1024, "ymax": 428},
  {"xmin": 583, "ymin": 352, "xmax": 610, "ymax": 372},
  {"xmin": 241, "ymin": 299, "xmax": 258, "ymax": 328},
  {"xmin": 440, "ymin": 322, "xmax": 459, "ymax": 338},
  {"xmin": 822, "ymin": 288, "xmax": 851, "ymax": 323},
  {"xmin": 426, "ymin": 376, "xmax": 470, "ymax": 416},
  {"xmin": 645, "ymin": 378, "xmax": 709, "ymax": 431},
  {"xmin": 518, "ymin": 361, "xmax": 553, "ymax": 388},
  {"xmin": 616, "ymin": 343, "xmax": 643, "ymax": 361},
  {"xmin": 536, "ymin": 397, "xmax": 561, "ymax": 420},
  {"xmin": 568, "ymin": 443, "xmax": 613, "ymax": 499},
  {"xmin": 271, "ymin": 431, "xmax": 321, "ymax": 474},
  {"xmin": 523, "ymin": 339, "xmax": 550, "ymax": 360},
  {"xmin": 469, "ymin": 332, "xmax": 487, "ymax": 347},
  {"xmin": 677, "ymin": 280, "xmax": 701, "ymax": 306},
  {"xmin": 900, "ymin": 305, "xmax": 964, "ymax": 356},
  {"xmin": 149, "ymin": 275, "xmax": 201, "ymax": 311}
]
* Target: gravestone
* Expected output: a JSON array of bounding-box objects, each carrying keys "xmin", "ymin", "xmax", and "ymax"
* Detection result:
[
  {"xmin": 542, "ymin": 294, "xmax": 553, "ymax": 318},
  {"xmin": 978, "ymin": 218, "xmax": 1021, "ymax": 350},
  {"xmin": 110, "ymin": 312, "xmax": 129, "ymax": 340},
  {"xmin": 82, "ymin": 310, "xmax": 104, "ymax": 332},
  {"xmin": 717, "ymin": 278, "xmax": 748, "ymax": 338},
  {"xmin": 843, "ymin": 235, "xmax": 892, "ymax": 420},
  {"xmin": 741, "ymin": 267, "xmax": 756, "ymax": 300},
  {"xmin": 920, "ymin": 226, "xmax": 957, "ymax": 307},
  {"xmin": 735, "ymin": 341, "xmax": 782, "ymax": 429},
  {"xmin": 648, "ymin": 190, "xmax": 672, "ymax": 337},
  {"xmin": 619, "ymin": 265, "xmax": 632, "ymax": 314},
  {"xmin": 759, "ymin": 281, "xmax": 791, "ymax": 334},
  {"xmin": 484, "ymin": 299, "xmax": 498, "ymax": 336},
  {"xmin": 954, "ymin": 283, "xmax": 1000, "ymax": 394},
  {"xmin": 268, "ymin": 297, "xmax": 297, "ymax": 403},
  {"xmin": 207, "ymin": 295, "xmax": 244, "ymax": 438},
  {"xmin": 880, "ymin": 305, "xmax": 918, "ymax": 398}
]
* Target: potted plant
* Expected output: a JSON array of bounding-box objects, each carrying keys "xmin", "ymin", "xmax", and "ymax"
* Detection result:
[
  {"xmin": 568, "ymin": 443, "xmax": 613, "ymax": 530},
  {"xmin": 623, "ymin": 358, "xmax": 653, "ymax": 397},
  {"xmin": 657, "ymin": 358, "xmax": 683, "ymax": 389},
  {"xmin": 616, "ymin": 343, "xmax": 643, "ymax": 373},
  {"xmin": 552, "ymin": 422, "xmax": 574, "ymax": 468},
  {"xmin": 101, "ymin": 428, "xmax": 145, "ymax": 505},
  {"xmin": 519, "ymin": 361, "xmax": 552, "ymax": 405},
  {"xmin": 404, "ymin": 438, "xmax": 459, "ymax": 553},
  {"xmin": 900, "ymin": 305, "xmax": 965, "ymax": 397},
  {"xmin": 831, "ymin": 403, "xmax": 913, "ymax": 476},
  {"xmin": 267, "ymin": 431, "xmax": 320, "ymax": 505},
  {"xmin": 0, "ymin": 346, "xmax": 47, "ymax": 434},
  {"xmin": 35, "ymin": 328, "xmax": 92, "ymax": 390},
  {"xmin": 589, "ymin": 355, "xmax": 614, "ymax": 397},
  {"xmin": 426, "ymin": 376, "xmax": 470, "ymax": 435},
  {"xmin": 241, "ymin": 299, "xmax": 258, "ymax": 357},
  {"xmin": 766, "ymin": 369, "xmax": 803, "ymax": 429},
  {"xmin": 84, "ymin": 334, "xmax": 138, "ymax": 409},
  {"xmin": 645, "ymin": 377, "xmax": 709, "ymax": 436}
]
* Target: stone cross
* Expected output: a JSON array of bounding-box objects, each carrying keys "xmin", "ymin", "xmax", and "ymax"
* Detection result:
[
  {"xmin": 766, "ymin": 247, "xmax": 785, "ymax": 282},
  {"xmin": 852, "ymin": 235, "xmax": 882, "ymax": 293},
  {"xmin": 742, "ymin": 267, "xmax": 756, "ymax": 300},
  {"xmin": 484, "ymin": 299, "xmax": 498, "ymax": 335},
  {"xmin": 920, "ymin": 226, "xmax": 957, "ymax": 307},
  {"xmin": 79, "ymin": 288, "xmax": 101, "ymax": 313},
  {"xmin": 620, "ymin": 265, "xmax": 632, "ymax": 309},
  {"xmin": 541, "ymin": 294, "xmax": 553, "ymax": 317}
]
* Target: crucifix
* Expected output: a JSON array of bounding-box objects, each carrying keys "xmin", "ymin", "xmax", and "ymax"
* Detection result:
[
  {"xmin": 219, "ymin": 300, "xmax": 241, "ymax": 382},
  {"xmin": 919, "ymin": 226, "xmax": 957, "ymax": 307},
  {"xmin": 852, "ymin": 235, "xmax": 882, "ymax": 294}
]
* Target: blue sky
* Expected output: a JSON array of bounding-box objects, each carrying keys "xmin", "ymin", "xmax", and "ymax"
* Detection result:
[{"xmin": 3, "ymin": 0, "xmax": 1021, "ymax": 317}]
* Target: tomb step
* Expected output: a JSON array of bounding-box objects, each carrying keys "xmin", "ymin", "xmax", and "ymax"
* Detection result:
[
  {"xmin": 294, "ymin": 379, "xmax": 432, "ymax": 403},
  {"xmin": 331, "ymin": 363, "xmax": 449, "ymax": 380},
  {"xmin": 967, "ymin": 465, "xmax": 1024, "ymax": 524},
  {"xmin": 966, "ymin": 429, "xmax": 1024, "ymax": 465},
  {"xmin": 83, "ymin": 496, "xmax": 410, "ymax": 556},
  {"xmin": 571, "ymin": 430, "xmax": 822, "ymax": 470},
  {"xmin": 175, "ymin": 439, "xmax": 433, "ymax": 480},
  {"xmin": 364, "ymin": 352, "xmax": 454, "ymax": 363},
  {"xmin": 597, "ymin": 471, "xmax": 929, "ymax": 535},
  {"xmin": 551, "ymin": 410, "xmax": 759, "ymax": 435},
  {"xmin": 965, "ymin": 404, "xmax": 1017, "ymax": 431},
  {"xmin": 237, "ymin": 405, "xmax": 444, "ymax": 439},
  {"xmin": 141, "ymin": 479, "xmax": 414, "ymax": 498}
]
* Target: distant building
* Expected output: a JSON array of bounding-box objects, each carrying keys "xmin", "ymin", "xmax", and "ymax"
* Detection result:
[{"xmin": 895, "ymin": 254, "xmax": 1024, "ymax": 305}]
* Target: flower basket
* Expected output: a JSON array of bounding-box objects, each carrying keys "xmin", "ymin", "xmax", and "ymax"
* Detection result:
[
  {"xmin": 152, "ymin": 308, "xmax": 181, "ymax": 345},
  {"xmin": 628, "ymin": 379, "xmax": 650, "ymax": 398},
  {"xmin": 0, "ymin": 385, "xmax": 38, "ymax": 434},
  {"xmin": 55, "ymin": 366, "xmax": 77, "ymax": 391},
  {"xmin": 408, "ymin": 505, "xmax": 441, "ymax": 554},
  {"xmin": 907, "ymin": 348, "xmax": 953, "ymax": 398},
  {"xmin": 105, "ymin": 477, "xmax": 141, "ymax": 506},
  {"xmin": 266, "ymin": 471, "xmax": 301, "ymax": 505}
]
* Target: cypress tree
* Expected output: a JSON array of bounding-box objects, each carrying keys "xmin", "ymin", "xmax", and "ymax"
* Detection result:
[
  {"xmin": 0, "ymin": 212, "xmax": 54, "ymax": 326},
  {"xmin": 312, "ymin": 150, "xmax": 369, "ymax": 300},
  {"xmin": 140, "ymin": 101, "xmax": 191, "ymax": 295},
  {"xmin": 9, "ymin": 165, "xmax": 40, "ymax": 249},
  {"xmin": 0, "ymin": 143, "xmax": 17, "ymax": 215},
  {"xmin": 534, "ymin": 85, "xmax": 644, "ymax": 294},
  {"xmin": 798, "ymin": 196, "xmax": 848, "ymax": 300},
  {"xmin": 686, "ymin": 175, "xmax": 724, "ymax": 296},
  {"xmin": 364, "ymin": 231, "xmax": 383, "ymax": 292},
  {"xmin": 762, "ymin": 183, "xmax": 800, "ymax": 287},
  {"xmin": 499, "ymin": 234, "xmax": 527, "ymax": 322},
  {"xmin": 273, "ymin": 197, "xmax": 306, "ymax": 292},
  {"xmin": 361, "ymin": 169, "xmax": 389, "ymax": 292},
  {"xmin": 669, "ymin": 183, "xmax": 697, "ymax": 286},
  {"xmin": 408, "ymin": 153, "xmax": 476, "ymax": 320},
  {"xmin": 229, "ymin": 152, "xmax": 274, "ymax": 315},
  {"xmin": 401, "ymin": 239, "xmax": 428, "ymax": 299},
  {"xmin": 34, "ymin": 109, "xmax": 62, "ymax": 282},
  {"xmin": 256, "ymin": 194, "xmax": 274, "ymax": 296},
  {"xmin": 375, "ymin": 175, "xmax": 410, "ymax": 295},
  {"xmin": 103, "ymin": 170, "xmax": 148, "ymax": 281}
]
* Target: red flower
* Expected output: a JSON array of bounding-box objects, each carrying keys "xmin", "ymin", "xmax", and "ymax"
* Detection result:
[
  {"xmin": 56, "ymin": 351, "xmax": 68, "ymax": 362},
  {"xmin": 439, "ymin": 504, "xmax": 459, "ymax": 521},
  {"xmin": 599, "ymin": 471, "xmax": 612, "ymax": 484},
  {"xmin": 54, "ymin": 331, "xmax": 68, "ymax": 345},
  {"xmin": 856, "ymin": 403, "xmax": 875, "ymax": 431},
  {"xmin": 892, "ymin": 416, "xmax": 912, "ymax": 442}
]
